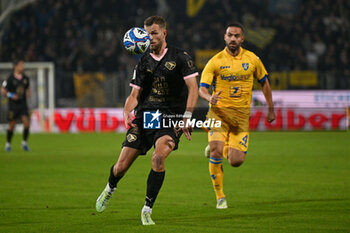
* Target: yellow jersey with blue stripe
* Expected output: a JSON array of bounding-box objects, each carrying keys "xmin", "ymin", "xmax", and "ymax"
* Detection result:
[{"xmin": 200, "ymin": 47, "xmax": 267, "ymax": 113}]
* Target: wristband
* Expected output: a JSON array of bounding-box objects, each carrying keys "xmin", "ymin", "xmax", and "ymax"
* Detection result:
[
  {"xmin": 183, "ymin": 111, "xmax": 192, "ymax": 119},
  {"xmin": 7, "ymin": 92, "xmax": 15, "ymax": 99}
]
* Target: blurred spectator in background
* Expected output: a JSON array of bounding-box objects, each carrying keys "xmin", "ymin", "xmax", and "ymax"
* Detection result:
[{"xmin": 0, "ymin": 0, "xmax": 349, "ymax": 91}]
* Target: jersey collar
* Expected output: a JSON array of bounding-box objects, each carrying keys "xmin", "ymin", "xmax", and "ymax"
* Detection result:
[
  {"xmin": 150, "ymin": 48, "xmax": 168, "ymax": 61},
  {"xmin": 14, "ymin": 72, "xmax": 23, "ymax": 80},
  {"xmin": 224, "ymin": 46, "xmax": 243, "ymax": 60}
]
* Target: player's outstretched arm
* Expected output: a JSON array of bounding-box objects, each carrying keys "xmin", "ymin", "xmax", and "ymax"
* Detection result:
[
  {"xmin": 181, "ymin": 77, "xmax": 198, "ymax": 140},
  {"xmin": 260, "ymin": 79, "xmax": 275, "ymax": 123},
  {"xmin": 123, "ymin": 87, "xmax": 141, "ymax": 128},
  {"xmin": 185, "ymin": 77, "xmax": 198, "ymax": 114}
]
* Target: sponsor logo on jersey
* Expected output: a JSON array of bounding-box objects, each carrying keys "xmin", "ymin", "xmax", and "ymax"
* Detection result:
[{"xmin": 220, "ymin": 74, "xmax": 249, "ymax": 81}]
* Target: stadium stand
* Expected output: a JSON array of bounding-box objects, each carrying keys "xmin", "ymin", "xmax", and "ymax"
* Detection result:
[{"xmin": 0, "ymin": 0, "xmax": 349, "ymax": 96}]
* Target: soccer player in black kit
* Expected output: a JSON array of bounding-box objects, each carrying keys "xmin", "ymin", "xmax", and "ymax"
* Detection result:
[
  {"xmin": 1, "ymin": 60, "xmax": 31, "ymax": 152},
  {"xmin": 96, "ymin": 16, "xmax": 199, "ymax": 225}
]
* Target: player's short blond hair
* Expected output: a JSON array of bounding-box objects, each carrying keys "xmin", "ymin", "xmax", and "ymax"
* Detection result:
[{"xmin": 144, "ymin": 16, "xmax": 166, "ymax": 29}]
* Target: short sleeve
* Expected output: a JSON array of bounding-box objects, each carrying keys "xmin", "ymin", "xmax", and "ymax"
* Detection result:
[
  {"xmin": 2, "ymin": 80, "xmax": 8, "ymax": 89},
  {"xmin": 178, "ymin": 51, "xmax": 198, "ymax": 80},
  {"xmin": 130, "ymin": 61, "xmax": 146, "ymax": 90},
  {"xmin": 2, "ymin": 76, "xmax": 12, "ymax": 91},
  {"xmin": 200, "ymin": 58, "xmax": 215, "ymax": 88},
  {"xmin": 254, "ymin": 56, "xmax": 268, "ymax": 83}
]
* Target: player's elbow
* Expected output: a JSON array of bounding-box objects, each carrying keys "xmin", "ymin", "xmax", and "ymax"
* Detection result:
[
  {"xmin": 191, "ymin": 84, "xmax": 199, "ymax": 95},
  {"xmin": 198, "ymin": 86, "xmax": 207, "ymax": 99},
  {"xmin": 260, "ymin": 79, "xmax": 271, "ymax": 90},
  {"xmin": 190, "ymin": 86, "xmax": 199, "ymax": 102},
  {"xmin": 126, "ymin": 93, "xmax": 139, "ymax": 107},
  {"xmin": 187, "ymin": 80, "xmax": 198, "ymax": 94}
]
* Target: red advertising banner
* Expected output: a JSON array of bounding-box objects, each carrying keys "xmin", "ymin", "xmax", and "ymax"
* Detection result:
[
  {"xmin": 250, "ymin": 107, "xmax": 347, "ymax": 131},
  {"xmin": 250, "ymin": 90, "xmax": 349, "ymax": 130},
  {"xmin": 31, "ymin": 108, "xmax": 127, "ymax": 133},
  {"xmin": 30, "ymin": 107, "xmax": 348, "ymax": 133},
  {"xmin": 29, "ymin": 91, "xmax": 349, "ymax": 133}
]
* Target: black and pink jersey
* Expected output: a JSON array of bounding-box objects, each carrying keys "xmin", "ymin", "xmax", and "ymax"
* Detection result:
[{"xmin": 130, "ymin": 46, "xmax": 198, "ymax": 118}]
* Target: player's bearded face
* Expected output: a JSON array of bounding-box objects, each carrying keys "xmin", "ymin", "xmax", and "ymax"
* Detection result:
[
  {"xmin": 145, "ymin": 24, "xmax": 166, "ymax": 53},
  {"xmin": 224, "ymin": 27, "xmax": 244, "ymax": 53}
]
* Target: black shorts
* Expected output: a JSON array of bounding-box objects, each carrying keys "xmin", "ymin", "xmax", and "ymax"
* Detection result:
[
  {"xmin": 122, "ymin": 124, "xmax": 183, "ymax": 155},
  {"xmin": 8, "ymin": 106, "xmax": 29, "ymax": 121}
]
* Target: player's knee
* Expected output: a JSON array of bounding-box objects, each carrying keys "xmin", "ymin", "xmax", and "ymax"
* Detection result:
[
  {"xmin": 228, "ymin": 156, "xmax": 245, "ymax": 167},
  {"xmin": 210, "ymin": 147, "xmax": 223, "ymax": 158},
  {"xmin": 152, "ymin": 153, "xmax": 165, "ymax": 171},
  {"xmin": 157, "ymin": 137, "xmax": 175, "ymax": 151},
  {"xmin": 229, "ymin": 159, "xmax": 244, "ymax": 167},
  {"xmin": 165, "ymin": 139, "xmax": 175, "ymax": 150}
]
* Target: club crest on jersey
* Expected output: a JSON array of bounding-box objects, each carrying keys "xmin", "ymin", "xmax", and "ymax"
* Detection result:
[
  {"xmin": 127, "ymin": 134, "xmax": 137, "ymax": 142},
  {"xmin": 165, "ymin": 61, "xmax": 176, "ymax": 70},
  {"xmin": 242, "ymin": 63, "xmax": 249, "ymax": 71}
]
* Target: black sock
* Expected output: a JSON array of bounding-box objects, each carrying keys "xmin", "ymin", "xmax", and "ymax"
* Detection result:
[
  {"xmin": 145, "ymin": 169, "xmax": 165, "ymax": 208},
  {"xmin": 108, "ymin": 165, "xmax": 124, "ymax": 189},
  {"xmin": 23, "ymin": 128, "xmax": 29, "ymax": 141},
  {"xmin": 7, "ymin": 130, "xmax": 13, "ymax": 143}
]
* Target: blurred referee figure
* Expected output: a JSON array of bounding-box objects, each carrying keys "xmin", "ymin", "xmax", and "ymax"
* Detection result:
[
  {"xmin": 95, "ymin": 16, "xmax": 198, "ymax": 225},
  {"xmin": 1, "ymin": 59, "xmax": 31, "ymax": 152}
]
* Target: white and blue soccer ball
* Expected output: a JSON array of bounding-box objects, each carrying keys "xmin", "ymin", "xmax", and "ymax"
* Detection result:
[{"xmin": 123, "ymin": 27, "xmax": 151, "ymax": 54}]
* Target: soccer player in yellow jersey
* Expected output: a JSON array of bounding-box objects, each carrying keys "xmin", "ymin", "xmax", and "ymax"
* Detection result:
[{"xmin": 199, "ymin": 23, "xmax": 275, "ymax": 209}]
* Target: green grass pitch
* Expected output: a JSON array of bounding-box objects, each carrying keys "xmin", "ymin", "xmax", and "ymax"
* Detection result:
[{"xmin": 0, "ymin": 131, "xmax": 349, "ymax": 233}]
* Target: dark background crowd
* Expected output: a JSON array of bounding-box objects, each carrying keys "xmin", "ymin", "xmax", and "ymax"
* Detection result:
[{"xmin": 0, "ymin": 0, "xmax": 349, "ymax": 92}]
